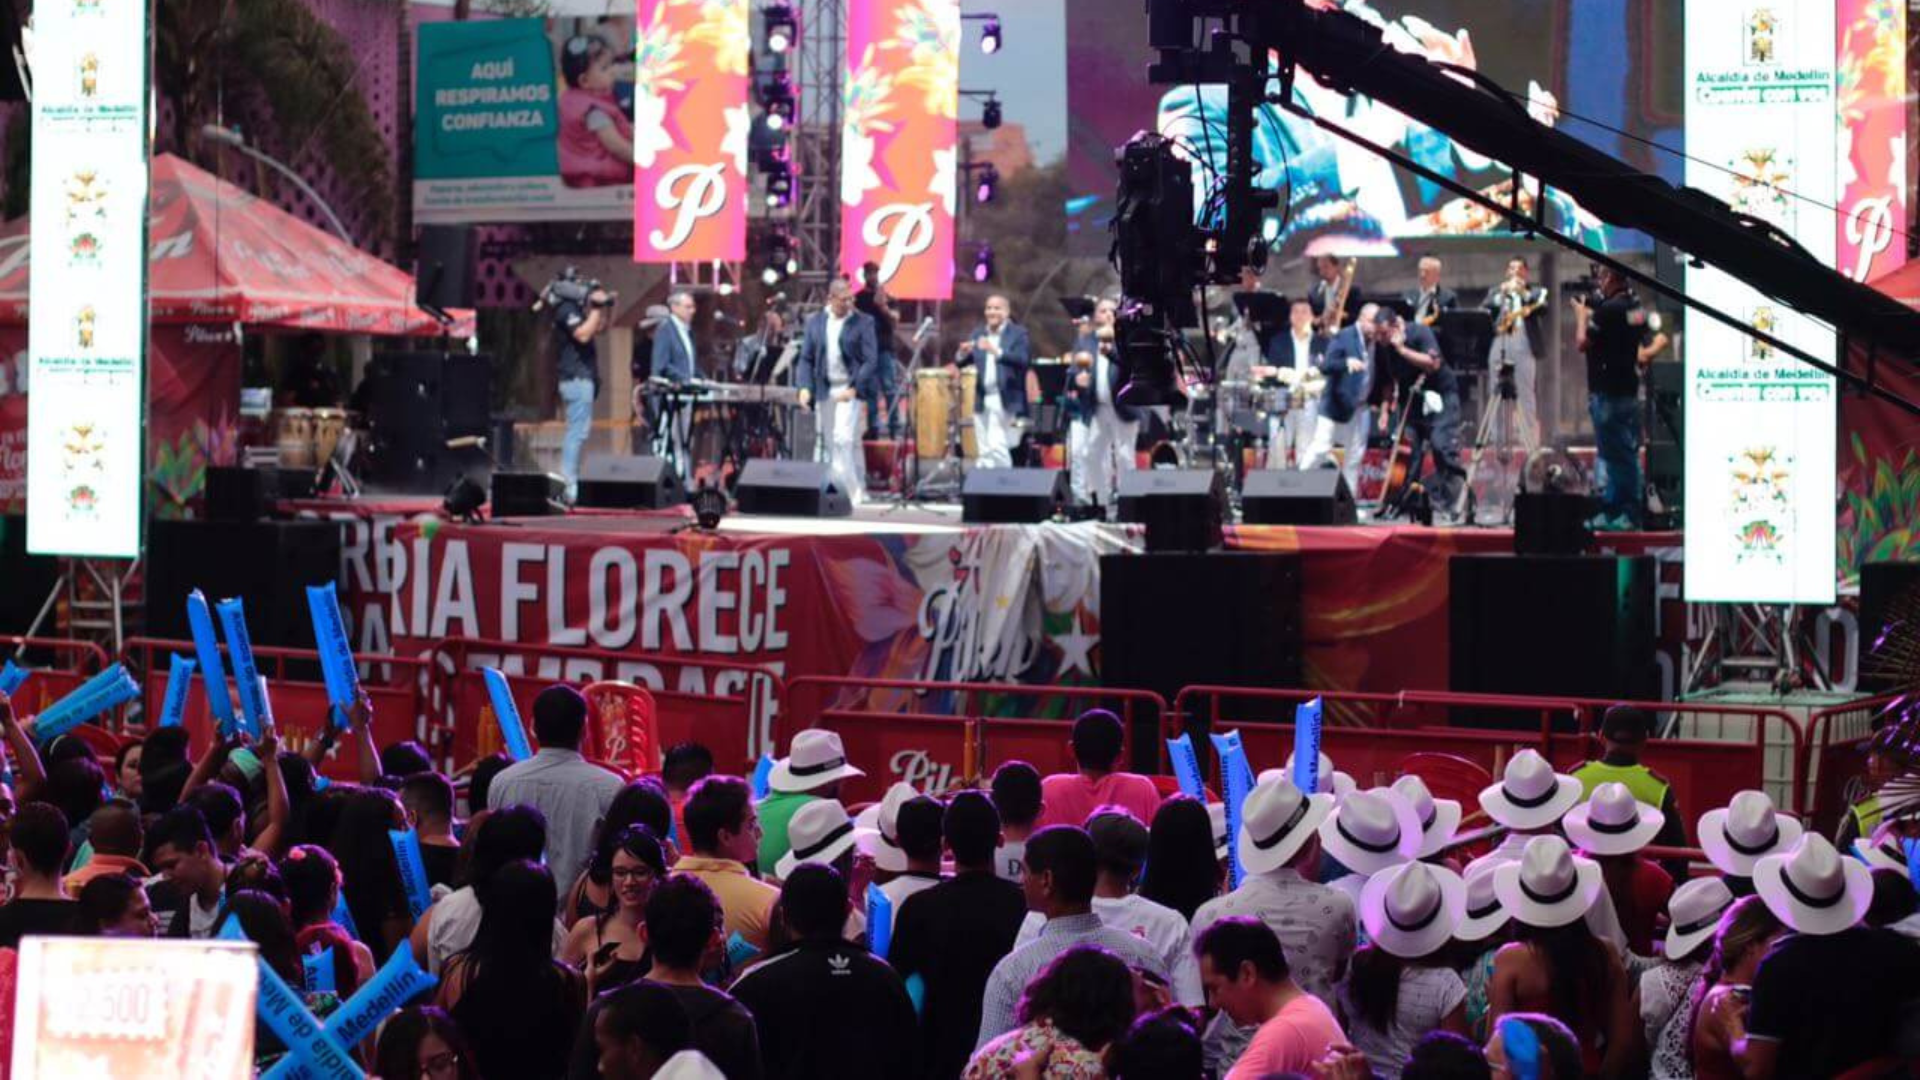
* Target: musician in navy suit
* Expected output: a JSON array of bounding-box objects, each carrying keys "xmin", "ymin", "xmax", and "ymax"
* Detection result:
[
  {"xmin": 1255, "ymin": 296, "xmax": 1329, "ymax": 468},
  {"xmin": 1065, "ymin": 297, "xmax": 1140, "ymax": 510},
  {"xmin": 1304, "ymin": 301, "xmax": 1382, "ymax": 498},
  {"xmin": 795, "ymin": 279, "xmax": 880, "ymax": 503},
  {"xmin": 645, "ymin": 289, "xmax": 699, "ymax": 466},
  {"xmin": 953, "ymin": 294, "xmax": 1031, "ymax": 468}
]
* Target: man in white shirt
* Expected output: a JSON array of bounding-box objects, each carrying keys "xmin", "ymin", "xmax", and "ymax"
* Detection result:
[
  {"xmin": 1012, "ymin": 809, "xmax": 1202, "ymax": 1006},
  {"xmin": 795, "ymin": 279, "xmax": 879, "ymax": 503},
  {"xmin": 954, "ymin": 295, "xmax": 1032, "ymax": 469},
  {"xmin": 1066, "ymin": 298, "xmax": 1141, "ymax": 512},
  {"xmin": 1253, "ymin": 297, "xmax": 1328, "ymax": 468}
]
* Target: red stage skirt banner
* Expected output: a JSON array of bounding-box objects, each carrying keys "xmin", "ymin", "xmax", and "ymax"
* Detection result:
[
  {"xmin": 840, "ymin": 0, "xmax": 959, "ymax": 300},
  {"xmin": 631, "ymin": 0, "xmax": 749, "ymax": 263},
  {"xmin": 1836, "ymin": 0, "xmax": 1907, "ymax": 284}
]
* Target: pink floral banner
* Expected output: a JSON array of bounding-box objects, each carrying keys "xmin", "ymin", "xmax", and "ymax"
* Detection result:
[
  {"xmin": 841, "ymin": 0, "xmax": 959, "ymax": 300},
  {"xmin": 1837, "ymin": 0, "xmax": 1907, "ymax": 282},
  {"xmin": 632, "ymin": 0, "xmax": 749, "ymax": 264}
]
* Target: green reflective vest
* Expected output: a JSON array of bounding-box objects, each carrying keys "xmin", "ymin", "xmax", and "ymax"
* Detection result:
[{"xmin": 1573, "ymin": 759, "xmax": 1669, "ymax": 809}]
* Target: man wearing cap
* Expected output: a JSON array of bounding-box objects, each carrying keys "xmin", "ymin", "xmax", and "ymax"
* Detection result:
[
  {"xmin": 1733, "ymin": 834, "xmax": 1920, "ymax": 1078},
  {"xmin": 732, "ymin": 864, "xmax": 920, "ymax": 1078},
  {"xmin": 1192, "ymin": 776, "xmax": 1353, "ymax": 1072},
  {"xmin": 758, "ymin": 730, "xmax": 864, "ymax": 874},
  {"xmin": 1036, "ymin": 710, "xmax": 1162, "ymax": 830},
  {"xmin": 890, "ymin": 791, "xmax": 1028, "ymax": 1080},
  {"xmin": 1572, "ymin": 706, "xmax": 1688, "ymax": 863},
  {"xmin": 1463, "ymin": 750, "xmax": 1629, "ymax": 954},
  {"xmin": 675, "ymin": 776, "xmax": 780, "ymax": 954},
  {"xmin": 1011, "ymin": 808, "xmax": 1203, "ymax": 1007},
  {"xmin": 486, "ymin": 685, "xmax": 627, "ymax": 888},
  {"xmin": 974, "ymin": 825, "xmax": 1169, "ymax": 1050}
]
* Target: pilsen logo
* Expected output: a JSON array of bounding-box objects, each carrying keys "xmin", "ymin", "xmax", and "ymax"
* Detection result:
[
  {"xmin": 890, "ymin": 749, "xmax": 958, "ymax": 794},
  {"xmin": 649, "ymin": 163, "xmax": 729, "ymax": 252},
  {"xmin": 1845, "ymin": 196, "xmax": 1896, "ymax": 282},
  {"xmin": 862, "ymin": 203, "xmax": 937, "ymax": 285},
  {"xmin": 917, "ymin": 539, "xmax": 1040, "ymax": 683}
]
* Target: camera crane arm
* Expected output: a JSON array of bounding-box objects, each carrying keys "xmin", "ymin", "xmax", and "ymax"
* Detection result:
[{"xmin": 1155, "ymin": 0, "xmax": 1920, "ymax": 415}]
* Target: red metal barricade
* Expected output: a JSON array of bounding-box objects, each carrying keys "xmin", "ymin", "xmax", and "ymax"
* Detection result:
[
  {"xmin": 1805, "ymin": 693, "xmax": 1901, "ymax": 837},
  {"xmin": 582, "ymin": 681, "xmax": 662, "ymax": 776},
  {"xmin": 0, "ymin": 636, "xmax": 113, "ymax": 725},
  {"xmin": 783, "ymin": 676, "xmax": 1169, "ymax": 805},
  {"xmin": 121, "ymin": 637, "xmax": 429, "ymax": 781},
  {"xmin": 1172, "ymin": 685, "xmax": 1809, "ymax": 845},
  {"xmin": 427, "ymin": 637, "xmax": 785, "ymax": 774}
]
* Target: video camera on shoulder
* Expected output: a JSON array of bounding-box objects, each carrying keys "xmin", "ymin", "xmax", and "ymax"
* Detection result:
[{"xmin": 537, "ymin": 266, "xmax": 617, "ymax": 312}]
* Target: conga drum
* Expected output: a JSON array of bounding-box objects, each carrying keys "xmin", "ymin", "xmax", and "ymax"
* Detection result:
[
  {"xmin": 914, "ymin": 370, "xmax": 953, "ymax": 460},
  {"xmin": 958, "ymin": 367, "xmax": 979, "ymax": 458},
  {"xmin": 275, "ymin": 409, "xmax": 315, "ymax": 468},
  {"xmin": 310, "ymin": 408, "xmax": 348, "ymax": 466}
]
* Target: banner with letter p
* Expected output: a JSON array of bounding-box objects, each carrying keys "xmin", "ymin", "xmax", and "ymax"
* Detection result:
[{"xmin": 631, "ymin": 0, "xmax": 748, "ymax": 263}]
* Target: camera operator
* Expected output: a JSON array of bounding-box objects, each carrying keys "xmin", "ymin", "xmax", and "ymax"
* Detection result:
[
  {"xmin": 552, "ymin": 277, "xmax": 614, "ymax": 502},
  {"xmin": 1573, "ymin": 264, "xmax": 1654, "ymax": 532}
]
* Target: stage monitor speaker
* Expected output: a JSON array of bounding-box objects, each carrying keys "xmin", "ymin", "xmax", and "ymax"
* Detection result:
[
  {"xmin": 145, "ymin": 520, "xmax": 344, "ymax": 650},
  {"xmin": 962, "ymin": 468, "xmax": 1067, "ymax": 524},
  {"xmin": 206, "ymin": 467, "xmax": 273, "ymax": 522},
  {"xmin": 1240, "ymin": 468, "xmax": 1356, "ymax": 526},
  {"xmin": 1450, "ymin": 553, "xmax": 1656, "ymax": 724},
  {"xmin": 1861, "ymin": 560, "xmax": 1920, "ymax": 692},
  {"xmin": 1513, "ymin": 492, "xmax": 1593, "ymax": 555},
  {"xmin": 1117, "ymin": 469, "xmax": 1224, "ymax": 551},
  {"xmin": 735, "ymin": 459, "xmax": 853, "ymax": 518},
  {"xmin": 491, "ymin": 471, "xmax": 567, "ymax": 517},
  {"xmin": 577, "ymin": 455, "xmax": 686, "ymax": 510},
  {"xmin": 415, "ymin": 225, "xmax": 476, "ymax": 312},
  {"xmin": 1103, "ymin": 552, "xmax": 1303, "ymax": 771}
]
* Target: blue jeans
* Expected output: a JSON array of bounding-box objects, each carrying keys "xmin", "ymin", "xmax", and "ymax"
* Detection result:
[
  {"xmin": 559, "ymin": 377, "xmax": 595, "ymax": 495},
  {"xmin": 1588, "ymin": 393, "xmax": 1640, "ymax": 522}
]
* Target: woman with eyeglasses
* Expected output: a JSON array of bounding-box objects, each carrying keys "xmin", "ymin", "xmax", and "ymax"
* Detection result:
[
  {"xmin": 375, "ymin": 1006, "xmax": 481, "ymax": 1080},
  {"xmin": 560, "ymin": 824, "xmax": 667, "ymax": 995}
]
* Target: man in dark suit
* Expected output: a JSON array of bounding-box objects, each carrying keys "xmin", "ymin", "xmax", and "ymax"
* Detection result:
[
  {"xmin": 1256, "ymin": 296, "xmax": 1329, "ymax": 467},
  {"xmin": 855, "ymin": 262, "xmax": 902, "ymax": 440},
  {"xmin": 795, "ymin": 279, "xmax": 880, "ymax": 502},
  {"xmin": 1065, "ymin": 298, "xmax": 1140, "ymax": 511},
  {"xmin": 1305, "ymin": 301, "xmax": 1381, "ymax": 498},
  {"xmin": 953, "ymin": 294, "xmax": 1031, "ymax": 468},
  {"xmin": 647, "ymin": 290, "xmax": 699, "ymax": 466},
  {"xmin": 1374, "ymin": 308, "xmax": 1463, "ymax": 516}
]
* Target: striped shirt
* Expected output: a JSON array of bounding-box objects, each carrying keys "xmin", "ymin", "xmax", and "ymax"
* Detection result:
[{"xmin": 974, "ymin": 912, "xmax": 1169, "ymax": 1051}]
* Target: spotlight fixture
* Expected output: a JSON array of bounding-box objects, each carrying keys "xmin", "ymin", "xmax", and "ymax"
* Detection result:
[
  {"xmin": 972, "ymin": 243, "xmax": 995, "ymax": 283},
  {"xmin": 982, "ymin": 97, "xmax": 1002, "ymax": 130},
  {"xmin": 442, "ymin": 475, "xmax": 487, "ymax": 524},
  {"xmin": 759, "ymin": 229, "xmax": 798, "ymax": 286},
  {"xmin": 759, "ymin": 74, "xmax": 795, "ymax": 132},
  {"xmin": 975, "ymin": 162, "xmax": 998, "ymax": 205},
  {"xmin": 765, "ymin": 155, "xmax": 794, "ymax": 208},
  {"xmin": 691, "ymin": 486, "xmax": 729, "ymax": 530},
  {"xmin": 980, "ymin": 17, "xmax": 1002, "ymax": 54},
  {"xmin": 764, "ymin": 2, "xmax": 796, "ymax": 54}
]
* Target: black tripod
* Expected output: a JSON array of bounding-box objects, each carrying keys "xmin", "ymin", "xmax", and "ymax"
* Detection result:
[{"xmin": 1458, "ymin": 360, "xmax": 1530, "ymax": 525}]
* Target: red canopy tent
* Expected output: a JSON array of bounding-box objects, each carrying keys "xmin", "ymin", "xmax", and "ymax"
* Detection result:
[
  {"xmin": 0, "ymin": 153, "xmax": 474, "ymax": 514},
  {"xmin": 1838, "ymin": 260, "xmax": 1920, "ymax": 583}
]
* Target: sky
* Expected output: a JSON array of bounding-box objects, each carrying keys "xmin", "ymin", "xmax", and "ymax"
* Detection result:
[{"xmin": 960, "ymin": 0, "xmax": 1067, "ymax": 165}]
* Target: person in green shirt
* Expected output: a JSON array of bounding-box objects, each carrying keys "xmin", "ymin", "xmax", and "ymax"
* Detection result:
[
  {"xmin": 757, "ymin": 729, "xmax": 864, "ymax": 873},
  {"xmin": 1572, "ymin": 706, "xmax": 1689, "ymax": 861}
]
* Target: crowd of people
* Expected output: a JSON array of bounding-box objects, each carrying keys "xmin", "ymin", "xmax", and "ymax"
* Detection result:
[{"xmin": 0, "ymin": 686, "xmax": 1914, "ymax": 1079}]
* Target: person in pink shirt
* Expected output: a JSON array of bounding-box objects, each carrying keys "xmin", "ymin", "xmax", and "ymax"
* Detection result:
[
  {"xmin": 1036, "ymin": 711, "xmax": 1162, "ymax": 829},
  {"xmin": 1196, "ymin": 916, "xmax": 1348, "ymax": 1079}
]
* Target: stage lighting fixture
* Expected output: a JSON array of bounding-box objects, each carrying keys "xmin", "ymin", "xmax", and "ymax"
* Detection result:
[
  {"xmin": 764, "ymin": 2, "xmax": 796, "ymax": 54},
  {"xmin": 760, "ymin": 74, "xmax": 795, "ymax": 131},
  {"xmin": 442, "ymin": 475, "xmax": 487, "ymax": 523},
  {"xmin": 980, "ymin": 17, "xmax": 1002, "ymax": 54},
  {"xmin": 972, "ymin": 243, "xmax": 995, "ymax": 283},
  {"xmin": 982, "ymin": 97, "xmax": 1002, "ymax": 130},
  {"xmin": 767, "ymin": 160, "xmax": 794, "ymax": 207},
  {"xmin": 691, "ymin": 487, "xmax": 729, "ymax": 530},
  {"xmin": 975, "ymin": 163, "xmax": 998, "ymax": 204},
  {"xmin": 759, "ymin": 230, "xmax": 797, "ymax": 286}
]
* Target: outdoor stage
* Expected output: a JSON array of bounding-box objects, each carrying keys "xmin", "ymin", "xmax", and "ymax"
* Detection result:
[{"xmin": 285, "ymin": 495, "xmax": 1688, "ymax": 746}]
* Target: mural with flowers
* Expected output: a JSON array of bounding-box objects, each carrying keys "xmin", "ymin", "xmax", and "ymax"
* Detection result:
[
  {"xmin": 841, "ymin": 0, "xmax": 959, "ymax": 299},
  {"xmin": 632, "ymin": 0, "xmax": 749, "ymax": 263},
  {"xmin": 1837, "ymin": 0, "xmax": 1907, "ymax": 283}
]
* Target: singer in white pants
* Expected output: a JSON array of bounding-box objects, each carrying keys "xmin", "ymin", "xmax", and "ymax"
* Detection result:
[
  {"xmin": 978, "ymin": 394, "xmax": 1017, "ymax": 469},
  {"xmin": 1304, "ymin": 406, "xmax": 1371, "ymax": 496},
  {"xmin": 818, "ymin": 387, "xmax": 866, "ymax": 504},
  {"xmin": 956, "ymin": 294, "xmax": 1034, "ymax": 471},
  {"xmin": 1071, "ymin": 404, "xmax": 1138, "ymax": 507},
  {"xmin": 794, "ymin": 280, "xmax": 881, "ymax": 505}
]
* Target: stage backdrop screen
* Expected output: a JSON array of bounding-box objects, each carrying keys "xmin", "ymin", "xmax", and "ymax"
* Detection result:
[
  {"xmin": 1683, "ymin": 1, "xmax": 1837, "ymax": 605},
  {"xmin": 26, "ymin": 0, "xmax": 151, "ymax": 557},
  {"xmin": 632, "ymin": 0, "xmax": 749, "ymax": 263},
  {"xmin": 840, "ymin": 0, "xmax": 961, "ymax": 300},
  {"xmin": 416, "ymin": 14, "xmax": 641, "ymax": 224},
  {"xmin": 1064, "ymin": 0, "xmax": 1683, "ymax": 257}
]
